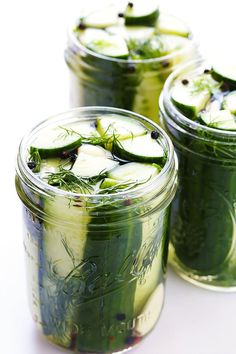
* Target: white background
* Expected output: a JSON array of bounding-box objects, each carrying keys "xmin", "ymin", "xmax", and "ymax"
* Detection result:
[{"xmin": 1, "ymin": 1, "xmax": 236, "ymax": 353}]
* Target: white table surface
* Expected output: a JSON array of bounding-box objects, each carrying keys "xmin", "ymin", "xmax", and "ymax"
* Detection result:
[{"xmin": 1, "ymin": 1, "xmax": 236, "ymax": 353}]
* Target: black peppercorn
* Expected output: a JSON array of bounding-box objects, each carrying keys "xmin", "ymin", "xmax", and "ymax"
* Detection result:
[
  {"xmin": 27, "ymin": 161, "xmax": 36, "ymax": 170},
  {"xmin": 78, "ymin": 22, "xmax": 86, "ymax": 30},
  {"xmin": 118, "ymin": 12, "xmax": 124, "ymax": 18},
  {"xmin": 182, "ymin": 79, "xmax": 189, "ymax": 85},
  {"xmin": 125, "ymin": 337, "xmax": 135, "ymax": 345},
  {"xmin": 127, "ymin": 64, "xmax": 135, "ymax": 73},
  {"xmin": 151, "ymin": 130, "xmax": 159, "ymax": 139},
  {"xmin": 127, "ymin": 2, "xmax": 134, "ymax": 8},
  {"xmin": 116, "ymin": 313, "xmax": 126, "ymax": 321},
  {"xmin": 161, "ymin": 60, "xmax": 170, "ymax": 68},
  {"xmin": 204, "ymin": 69, "xmax": 211, "ymax": 74},
  {"xmin": 69, "ymin": 153, "xmax": 77, "ymax": 163}
]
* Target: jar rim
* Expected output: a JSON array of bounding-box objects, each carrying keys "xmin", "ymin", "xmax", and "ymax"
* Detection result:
[
  {"xmin": 67, "ymin": 15, "xmax": 196, "ymax": 65},
  {"xmin": 161, "ymin": 58, "xmax": 236, "ymax": 139},
  {"xmin": 16, "ymin": 106, "xmax": 176, "ymax": 201}
]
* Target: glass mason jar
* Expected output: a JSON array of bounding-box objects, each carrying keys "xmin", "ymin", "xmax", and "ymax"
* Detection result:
[
  {"xmin": 15, "ymin": 107, "xmax": 178, "ymax": 353},
  {"xmin": 160, "ymin": 60, "xmax": 236, "ymax": 291},
  {"xmin": 65, "ymin": 14, "xmax": 199, "ymax": 123}
]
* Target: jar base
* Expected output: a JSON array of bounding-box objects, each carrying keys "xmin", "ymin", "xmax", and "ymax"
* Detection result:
[
  {"xmin": 169, "ymin": 245, "xmax": 236, "ymax": 292},
  {"xmin": 35, "ymin": 327, "xmax": 144, "ymax": 354}
]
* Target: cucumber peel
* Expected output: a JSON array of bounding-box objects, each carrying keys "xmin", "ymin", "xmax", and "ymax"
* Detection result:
[
  {"xmin": 200, "ymin": 110, "xmax": 236, "ymax": 130},
  {"xmin": 124, "ymin": 1, "xmax": 159, "ymax": 26},
  {"xmin": 113, "ymin": 133, "xmax": 165, "ymax": 163},
  {"xmin": 31, "ymin": 126, "xmax": 82, "ymax": 158},
  {"xmin": 171, "ymin": 74, "xmax": 220, "ymax": 118},
  {"xmin": 171, "ymin": 82, "xmax": 211, "ymax": 118},
  {"xmin": 212, "ymin": 64, "xmax": 236, "ymax": 88}
]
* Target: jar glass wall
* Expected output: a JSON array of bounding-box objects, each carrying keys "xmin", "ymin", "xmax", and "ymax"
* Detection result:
[
  {"xmin": 160, "ymin": 60, "xmax": 236, "ymax": 291},
  {"xmin": 16, "ymin": 107, "xmax": 178, "ymax": 353}
]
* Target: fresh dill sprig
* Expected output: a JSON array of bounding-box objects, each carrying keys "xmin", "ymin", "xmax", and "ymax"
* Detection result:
[
  {"xmin": 28, "ymin": 147, "xmax": 41, "ymax": 172},
  {"xmin": 98, "ymin": 180, "xmax": 143, "ymax": 195},
  {"xmin": 88, "ymin": 169, "xmax": 107, "ymax": 184},
  {"xmin": 46, "ymin": 167, "xmax": 93, "ymax": 194},
  {"xmin": 128, "ymin": 36, "xmax": 166, "ymax": 60},
  {"xmin": 191, "ymin": 74, "xmax": 221, "ymax": 95},
  {"xmin": 98, "ymin": 175, "xmax": 152, "ymax": 195},
  {"xmin": 58, "ymin": 126, "xmax": 111, "ymax": 147},
  {"xmin": 61, "ymin": 237, "xmax": 76, "ymax": 267}
]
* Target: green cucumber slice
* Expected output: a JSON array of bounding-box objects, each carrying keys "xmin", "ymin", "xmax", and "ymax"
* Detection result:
[
  {"xmin": 171, "ymin": 82, "xmax": 211, "ymax": 118},
  {"xmin": 100, "ymin": 178, "xmax": 134, "ymax": 192},
  {"xmin": 79, "ymin": 28, "xmax": 129, "ymax": 58},
  {"xmin": 108, "ymin": 162, "xmax": 159, "ymax": 182},
  {"xmin": 96, "ymin": 115, "xmax": 147, "ymax": 140},
  {"xmin": 71, "ymin": 144, "xmax": 119, "ymax": 178},
  {"xmin": 113, "ymin": 133, "xmax": 165, "ymax": 163},
  {"xmin": 39, "ymin": 158, "xmax": 62, "ymax": 179},
  {"xmin": 31, "ymin": 126, "xmax": 82, "ymax": 158},
  {"xmin": 200, "ymin": 110, "xmax": 236, "ymax": 130},
  {"xmin": 212, "ymin": 64, "xmax": 236, "ymax": 88},
  {"xmin": 124, "ymin": 1, "xmax": 159, "ymax": 26},
  {"xmin": 100, "ymin": 178, "xmax": 121, "ymax": 189},
  {"xmin": 106, "ymin": 25, "xmax": 155, "ymax": 40},
  {"xmin": 82, "ymin": 4, "xmax": 119, "ymax": 29},
  {"xmin": 171, "ymin": 74, "xmax": 219, "ymax": 118},
  {"xmin": 157, "ymin": 13, "xmax": 190, "ymax": 37},
  {"xmin": 67, "ymin": 120, "xmax": 99, "ymax": 138},
  {"xmin": 160, "ymin": 34, "xmax": 189, "ymax": 54},
  {"xmin": 135, "ymin": 283, "xmax": 164, "ymax": 336},
  {"xmin": 40, "ymin": 195, "xmax": 90, "ymax": 347},
  {"xmin": 222, "ymin": 91, "xmax": 236, "ymax": 115},
  {"xmin": 75, "ymin": 202, "xmax": 143, "ymax": 352}
]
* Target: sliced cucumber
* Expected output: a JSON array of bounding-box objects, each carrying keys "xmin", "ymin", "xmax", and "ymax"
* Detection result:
[
  {"xmin": 39, "ymin": 158, "xmax": 62, "ymax": 179},
  {"xmin": 113, "ymin": 133, "xmax": 165, "ymax": 163},
  {"xmin": 75, "ymin": 200, "xmax": 143, "ymax": 352},
  {"xmin": 160, "ymin": 34, "xmax": 189, "ymax": 54},
  {"xmin": 124, "ymin": 1, "xmax": 159, "ymax": 26},
  {"xmin": 157, "ymin": 13, "xmax": 190, "ymax": 38},
  {"xmin": 212, "ymin": 64, "xmax": 236, "ymax": 88},
  {"xmin": 79, "ymin": 28, "xmax": 129, "ymax": 59},
  {"xmin": 128, "ymin": 35, "xmax": 167, "ymax": 59},
  {"xmin": 97, "ymin": 115, "xmax": 147, "ymax": 140},
  {"xmin": 40, "ymin": 195, "xmax": 90, "ymax": 347},
  {"xmin": 100, "ymin": 177, "xmax": 121, "ymax": 189},
  {"xmin": 99, "ymin": 177, "xmax": 135, "ymax": 192},
  {"xmin": 31, "ymin": 126, "xmax": 81, "ymax": 158},
  {"xmin": 135, "ymin": 283, "xmax": 164, "ymax": 336},
  {"xmin": 200, "ymin": 110, "xmax": 236, "ymax": 130},
  {"xmin": 222, "ymin": 91, "xmax": 236, "ymax": 115},
  {"xmin": 106, "ymin": 25, "xmax": 155, "ymax": 41},
  {"xmin": 108, "ymin": 162, "xmax": 159, "ymax": 182},
  {"xmin": 171, "ymin": 79, "xmax": 212, "ymax": 118},
  {"xmin": 82, "ymin": 4, "xmax": 119, "ymax": 29},
  {"xmin": 67, "ymin": 120, "xmax": 99, "ymax": 138},
  {"xmin": 71, "ymin": 144, "xmax": 119, "ymax": 178}
]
